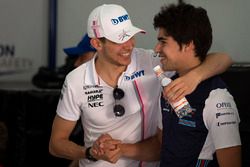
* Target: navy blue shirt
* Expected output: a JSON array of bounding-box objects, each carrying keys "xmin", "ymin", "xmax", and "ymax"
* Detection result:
[{"xmin": 159, "ymin": 75, "xmax": 240, "ymax": 167}]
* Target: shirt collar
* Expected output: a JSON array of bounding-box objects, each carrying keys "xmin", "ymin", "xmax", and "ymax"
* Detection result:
[{"xmin": 84, "ymin": 53, "xmax": 99, "ymax": 85}]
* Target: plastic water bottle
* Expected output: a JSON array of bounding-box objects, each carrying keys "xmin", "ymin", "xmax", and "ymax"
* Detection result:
[{"xmin": 153, "ymin": 65, "xmax": 192, "ymax": 118}]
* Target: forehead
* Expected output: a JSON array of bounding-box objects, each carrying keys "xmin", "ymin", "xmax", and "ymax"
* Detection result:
[
  {"xmin": 157, "ymin": 28, "xmax": 169, "ymax": 39},
  {"xmin": 98, "ymin": 38, "xmax": 119, "ymax": 45},
  {"xmin": 157, "ymin": 30, "xmax": 178, "ymax": 46}
]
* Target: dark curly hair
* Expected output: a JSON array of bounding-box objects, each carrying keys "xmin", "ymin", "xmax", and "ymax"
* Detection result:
[{"xmin": 153, "ymin": 3, "xmax": 212, "ymax": 62}]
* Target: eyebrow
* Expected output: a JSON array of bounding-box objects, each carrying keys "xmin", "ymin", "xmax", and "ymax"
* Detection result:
[{"xmin": 157, "ymin": 37, "xmax": 167, "ymax": 41}]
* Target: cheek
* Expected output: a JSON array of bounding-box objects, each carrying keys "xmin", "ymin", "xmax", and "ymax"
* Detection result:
[
  {"xmin": 162, "ymin": 47, "xmax": 170, "ymax": 57},
  {"xmin": 105, "ymin": 44, "xmax": 119, "ymax": 53}
]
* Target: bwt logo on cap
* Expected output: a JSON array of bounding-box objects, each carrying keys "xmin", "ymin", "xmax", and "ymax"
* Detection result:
[{"xmin": 111, "ymin": 14, "xmax": 130, "ymax": 25}]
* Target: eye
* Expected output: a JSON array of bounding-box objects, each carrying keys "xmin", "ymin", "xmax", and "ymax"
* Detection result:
[{"xmin": 160, "ymin": 40, "xmax": 167, "ymax": 46}]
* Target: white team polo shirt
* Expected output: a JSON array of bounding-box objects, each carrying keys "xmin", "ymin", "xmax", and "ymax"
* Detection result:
[{"xmin": 56, "ymin": 48, "xmax": 174, "ymax": 167}]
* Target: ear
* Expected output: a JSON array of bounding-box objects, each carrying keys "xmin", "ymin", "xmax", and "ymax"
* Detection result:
[
  {"xmin": 183, "ymin": 40, "xmax": 195, "ymax": 52},
  {"xmin": 90, "ymin": 38, "xmax": 103, "ymax": 50}
]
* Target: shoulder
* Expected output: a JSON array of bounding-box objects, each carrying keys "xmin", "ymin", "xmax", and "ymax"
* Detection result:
[
  {"xmin": 203, "ymin": 85, "xmax": 239, "ymax": 128},
  {"xmin": 64, "ymin": 63, "xmax": 87, "ymax": 89},
  {"xmin": 193, "ymin": 76, "xmax": 227, "ymax": 100},
  {"xmin": 203, "ymin": 76, "xmax": 227, "ymax": 90}
]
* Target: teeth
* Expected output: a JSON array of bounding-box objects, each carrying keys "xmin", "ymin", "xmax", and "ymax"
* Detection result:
[{"xmin": 121, "ymin": 53, "xmax": 130, "ymax": 56}]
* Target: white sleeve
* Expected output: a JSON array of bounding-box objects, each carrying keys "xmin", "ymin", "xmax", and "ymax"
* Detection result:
[
  {"xmin": 56, "ymin": 77, "xmax": 81, "ymax": 121},
  {"xmin": 203, "ymin": 88, "xmax": 241, "ymax": 150}
]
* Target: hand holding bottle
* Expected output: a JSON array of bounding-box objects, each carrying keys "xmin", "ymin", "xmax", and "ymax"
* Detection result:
[{"xmin": 153, "ymin": 65, "xmax": 192, "ymax": 118}]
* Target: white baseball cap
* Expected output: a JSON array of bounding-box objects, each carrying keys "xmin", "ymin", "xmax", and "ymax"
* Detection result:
[{"xmin": 87, "ymin": 4, "xmax": 145, "ymax": 44}]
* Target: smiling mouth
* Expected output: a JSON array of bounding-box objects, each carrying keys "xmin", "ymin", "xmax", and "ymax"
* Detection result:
[
  {"xmin": 120, "ymin": 52, "xmax": 130, "ymax": 57},
  {"xmin": 160, "ymin": 56, "xmax": 167, "ymax": 61}
]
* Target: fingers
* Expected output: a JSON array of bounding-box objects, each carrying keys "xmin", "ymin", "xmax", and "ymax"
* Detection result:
[
  {"xmin": 97, "ymin": 134, "xmax": 121, "ymax": 150},
  {"xmin": 163, "ymin": 81, "xmax": 187, "ymax": 102},
  {"xmin": 92, "ymin": 142, "xmax": 104, "ymax": 155},
  {"xmin": 163, "ymin": 74, "xmax": 199, "ymax": 102},
  {"xmin": 92, "ymin": 141, "xmax": 122, "ymax": 163},
  {"xmin": 92, "ymin": 133, "xmax": 122, "ymax": 159},
  {"xmin": 92, "ymin": 133, "xmax": 114, "ymax": 155},
  {"xmin": 98, "ymin": 133, "xmax": 112, "ymax": 143},
  {"xmin": 99, "ymin": 139, "xmax": 121, "ymax": 151},
  {"xmin": 103, "ymin": 146, "xmax": 122, "ymax": 163}
]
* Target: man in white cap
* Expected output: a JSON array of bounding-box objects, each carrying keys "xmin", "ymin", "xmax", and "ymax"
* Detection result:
[{"xmin": 49, "ymin": 4, "xmax": 232, "ymax": 167}]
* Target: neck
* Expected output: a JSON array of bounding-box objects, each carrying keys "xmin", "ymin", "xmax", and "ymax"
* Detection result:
[
  {"xmin": 95, "ymin": 56, "xmax": 127, "ymax": 88},
  {"xmin": 178, "ymin": 58, "xmax": 201, "ymax": 76}
]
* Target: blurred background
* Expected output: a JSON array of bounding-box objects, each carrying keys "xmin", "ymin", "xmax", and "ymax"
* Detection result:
[
  {"xmin": 0, "ymin": 0, "xmax": 249, "ymax": 167},
  {"xmin": 0, "ymin": 0, "xmax": 249, "ymax": 82}
]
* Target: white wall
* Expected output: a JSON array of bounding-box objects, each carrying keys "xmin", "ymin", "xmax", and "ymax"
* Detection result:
[
  {"xmin": 57, "ymin": 0, "xmax": 250, "ymax": 66},
  {"xmin": 0, "ymin": 0, "xmax": 249, "ymax": 82},
  {"xmin": 0, "ymin": 0, "xmax": 48, "ymax": 82},
  {"xmin": 187, "ymin": 0, "xmax": 250, "ymax": 63}
]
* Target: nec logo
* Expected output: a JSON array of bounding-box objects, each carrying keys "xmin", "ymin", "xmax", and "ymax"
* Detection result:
[
  {"xmin": 124, "ymin": 70, "xmax": 144, "ymax": 81},
  {"xmin": 88, "ymin": 102, "xmax": 104, "ymax": 108},
  {"xmin": 111, "ymin": 14, "xmax": 130, "ymax": 25}
]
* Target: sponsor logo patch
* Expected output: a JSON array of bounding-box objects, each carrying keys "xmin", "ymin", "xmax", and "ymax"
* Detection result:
[{"xmin": 124, "ymin": 70, "xmax": 144, "ymax": 81}]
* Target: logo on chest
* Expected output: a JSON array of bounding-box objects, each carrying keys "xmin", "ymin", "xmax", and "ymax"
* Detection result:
[
  {"xmin": 87, "ymin": 94, "xmax": 104, "ymax": 107},
  {"xmin": 124, "ymin": 70, "xmax": 144, "ymax": 81},
  {"xmin": 84, "ymin": 87, "xmax": 104, "ymax": 108}
]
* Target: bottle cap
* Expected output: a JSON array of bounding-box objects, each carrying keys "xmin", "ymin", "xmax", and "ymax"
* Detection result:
[
  {"xmin": 153, "ymin": 65, "xmax": 164, "ymax": 76},
  {"xmin": 161, "ymin": 77, "xmax": 171, "ymax": 86}
]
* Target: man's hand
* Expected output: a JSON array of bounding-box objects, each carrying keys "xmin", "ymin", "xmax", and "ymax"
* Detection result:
[
  {"xmin": 163, "ymin": 70, "xmax": 201, "ymax": 102},
  {"xmin": 91, "ymin": 134, "xmax": 122, "ymax": 163}
]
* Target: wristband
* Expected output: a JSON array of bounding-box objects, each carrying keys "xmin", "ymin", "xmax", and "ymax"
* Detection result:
[{"xmin": 85, "ymin": 147, "xmax": 97, "ymax": 161}]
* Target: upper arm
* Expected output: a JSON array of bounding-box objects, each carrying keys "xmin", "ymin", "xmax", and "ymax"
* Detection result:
[
  {"xmin": 216, "ymin": 146, "xmax": 241, "ymax": 167},
  {"xmin": 203, "ymin": 88, "xmax": 241, "ymax": 165},
  {"xmin": 203, "ymin": 89, "xmax": 241, "ymax": 148},
  {"xmin": 196, "ymin": 52, "xmax": 233, "ymax": 82},
  {"xmin": 50, "ymin": 114, "xmax": 77, "ymax": 142},
  {"xmin": 206, "ymin": 52, "xmax": 233, "ymax": 67}
]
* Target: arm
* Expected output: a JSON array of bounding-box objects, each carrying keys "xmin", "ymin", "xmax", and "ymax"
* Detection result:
[
  {"xmin": 216, "ymin": 146, "xmax": 241, "ymax": 167},
  {"xmin": 189, "ymin": 52, "xmax": 233, "ymax": 83},
  {"xmin": 49, "ymin": 115, "xmax": 85, "ymax": 160},
  {"xmin": 91, "ymin": 134, "xmax": 122, "ymax": 163},
  {"xmin": 164, "ymin": 52, "xmax": 232, "ymax": 102},
  {"xmin": 92, "ymin": 128, "xmax": 162, "ymax": 163},
  {"xmin": 120, "ymin": 128, "xmax": 162, "ymax": 162},
  {"xmin": 204, "ymin": 81, "xmax": 241, "ymax": 167}
]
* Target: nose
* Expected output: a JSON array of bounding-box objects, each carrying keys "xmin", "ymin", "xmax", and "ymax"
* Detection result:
[{"xmin": 154, "ymin": 42, "xmax": 161, "ymax": 53}]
